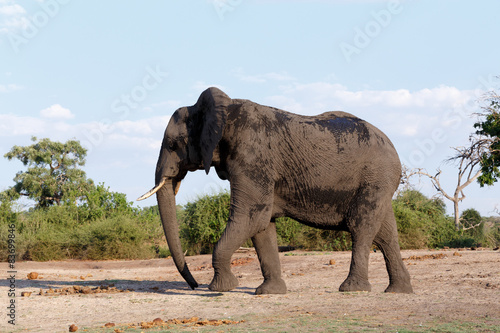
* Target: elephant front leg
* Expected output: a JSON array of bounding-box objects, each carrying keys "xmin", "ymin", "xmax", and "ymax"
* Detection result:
[
  {"xmin": 208, "ymin": 222, "xmax": 244, "ymax": 292},
  {"xmin": 209, "ymin": 176, "xmax": 275, "ymax": 292},
  {"xmin": 252, "ymin": 222, "xmax": 287, "ymax": 295}
]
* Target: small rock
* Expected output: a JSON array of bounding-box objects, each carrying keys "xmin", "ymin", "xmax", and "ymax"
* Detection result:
[
  {"xmin": 153, "ymin": 317, "xmax": 164, "ymax": 325},
  {"xmin": 81, "ymin": 286, "xmax": 92, "ymax": 294},
  {"xmin": 27, "ymin": 272, "xmax": 38, "ymax": 280},
  {"xmin": 104, "ymin": 322, "xmax": 115, "ymax": 328},
  {"xmin": 453, "ymin": 252, "xmax": 462, "ymax": 257},
  {"xmin": 69, "ymin": 324, "xmax": 78, "ymax": 332},
  {"xmin": 21, "ymin": 292, "xmax": 32, "ymax": 297},
  {"xmin": 329, "ymin": 259, "xmax": 336, "ymax": 266}
]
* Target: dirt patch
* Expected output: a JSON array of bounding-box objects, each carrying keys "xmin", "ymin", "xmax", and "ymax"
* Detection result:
[
  {"xmin": 192, "ymin": 256, "xmax": 255, "ymax": 271},
  {"xmin": 109, "ymin": 317, "xmax": 244, "ymax": 331},
  {"xmin": 2, "ymin": 249, "xmax": 499, "ymax": 332},
  {"xmin": 403, "ymin": 253, "xmax": 447, "ymax": 261},
  {"xmin": 36, "ymin": 284, "xmax": 131, "ymax": 296}
]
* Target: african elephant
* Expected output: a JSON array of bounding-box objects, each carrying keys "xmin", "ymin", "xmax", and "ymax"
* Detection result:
[{"xmin": 138, "ymin": 87, "xmax": 413, "ymax": 295}]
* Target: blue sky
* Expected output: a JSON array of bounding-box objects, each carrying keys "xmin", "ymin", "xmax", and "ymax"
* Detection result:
[{"xmin": 0, "ymin": 0, "xmax": 499, "ymax": 216}]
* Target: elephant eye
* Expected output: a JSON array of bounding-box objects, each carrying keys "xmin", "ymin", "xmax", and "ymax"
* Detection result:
[
  {"xmin": 165, "ymin": 139, "xmax": 177, "ymax": 151},
  {"xmin": 168, "ymin": 142, "xmax": 178, "ymax": 151}
]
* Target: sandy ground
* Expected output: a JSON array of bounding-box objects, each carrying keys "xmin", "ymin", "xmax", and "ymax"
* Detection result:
[{"xmin": 1, "ymin": 248, "xmax": 499, "ymax": 332}]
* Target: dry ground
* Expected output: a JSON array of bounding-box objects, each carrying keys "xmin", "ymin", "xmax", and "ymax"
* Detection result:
[{"xmin": 1, "ymin": 248, "xmax": 499, "ymax": 332}]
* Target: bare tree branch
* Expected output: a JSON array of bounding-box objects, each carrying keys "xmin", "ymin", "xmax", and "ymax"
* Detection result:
[
  {"xmin": 461, "ymin": 222, "xmax": 483, "ymax": 231},
  {"xmin": 404, "ymin": 134, "xmax": 489, "ymax": 230}
]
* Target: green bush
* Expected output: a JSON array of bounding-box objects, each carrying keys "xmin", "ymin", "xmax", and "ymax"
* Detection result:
[
  {"xmin": 180, "ymin": 192, "xmax": 231, "ymax": 255},
  {"xmin": 460, "ymin": 208, "xmax": 486, "ymax": 246},
  {"xmin": 69, "ymin": 217, "xmax": 155, "ymax": 260},
  {"xmin": 179, "ymin": 192, "xmax": 351, "ymax": 255},
  {"xmin": 393, "ymin": 190, "xmax": 457, "ymax": 249},
  {"xmin": 392, "ymin": 190, "xmax": 500, "ymax": 249},
  {"xmin": 485, "ymin": 222, "xmax": 500, "ymax": 248},
  {"xmin": 0, "ymin": 195, "xmax": 165, "ymax": 261},
  {"xmin": 275, "ymin": 217, "xmax": 351, "ymax": 251}
]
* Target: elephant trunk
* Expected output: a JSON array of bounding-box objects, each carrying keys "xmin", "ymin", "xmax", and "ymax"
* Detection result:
[{"xmin": 156, "ymin": 179, "xmax": 198, "ymax": 290}]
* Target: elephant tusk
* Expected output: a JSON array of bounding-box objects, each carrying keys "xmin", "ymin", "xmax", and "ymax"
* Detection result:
[
  {"xmin": 136, "ymin": 178, "xmax": 167, "ymax": 201},
  {"xmin": 174, "ymin": 181, "xmax": 181, "ymax": 196}
]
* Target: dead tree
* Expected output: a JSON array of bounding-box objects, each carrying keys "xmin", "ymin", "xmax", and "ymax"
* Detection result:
[{"xmin": 406, "ymin": 137, "xmax": 491, "ymax": 230}]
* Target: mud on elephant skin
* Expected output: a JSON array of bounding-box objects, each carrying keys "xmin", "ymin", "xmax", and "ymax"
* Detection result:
[{"xmin": 138, "ymin": 87, "xmax": 413, "ymax": 295}]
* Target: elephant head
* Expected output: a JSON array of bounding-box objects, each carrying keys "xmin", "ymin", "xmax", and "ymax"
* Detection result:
[{"xmin": 137, "ymin": 87, "xmax": 230, "ymax": 289}]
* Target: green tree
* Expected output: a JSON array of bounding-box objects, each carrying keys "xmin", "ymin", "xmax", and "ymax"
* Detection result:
[
  {"xmin": 4, "ymin": 137, "xmax": 94, "ymax": 207},
  {"xmin": 474, "ymin": 93, "xmax": 500, "ymax": 186},
  {"xmin": 79, "ymin": 183, "xmax": 136, "ymax": 220}
]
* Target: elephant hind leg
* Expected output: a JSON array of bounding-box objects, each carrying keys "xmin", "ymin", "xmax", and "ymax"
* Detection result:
[
  {"xmin": 252, "ymin": 222, "xmax": 287, "ymax": 295},
  {"xmin": 339, "ymin": 195, "xmax": 381, "ymax": 292},
  {"xmin": 374, "ymin": 210, "xmax": 413, "ymax": 293},
  {"xmin": 339, "ymin": 229, "xmax": 374, "ymax": 292}
]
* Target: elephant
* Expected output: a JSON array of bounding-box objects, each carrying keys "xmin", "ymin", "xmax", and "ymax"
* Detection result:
[{"xmin": 138, "ymin": 87, "xmax": 413, "ymax": 295}]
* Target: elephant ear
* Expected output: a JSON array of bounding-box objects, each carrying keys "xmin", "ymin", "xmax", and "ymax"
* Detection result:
[{"xmin": 196, "ymin": 87, "xmax": 230, "ymax": 174}]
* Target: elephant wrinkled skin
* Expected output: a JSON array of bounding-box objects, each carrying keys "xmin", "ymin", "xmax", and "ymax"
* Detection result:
[{"xmin": 138, "ymin": 87, "xmax": 413, "ymax": 295}]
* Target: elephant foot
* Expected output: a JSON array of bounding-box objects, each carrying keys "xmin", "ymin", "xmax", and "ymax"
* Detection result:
[
  {"xmin": 339, "ymin": 277, "xmax": 371, "ymax": 292},
  {"xmin": 384, "ymin": 281, "xmax": 413, "ymax": 294},
  {"xmin": 208, "ymin": 272, "xmax": 239, "ymax": 292},
  {"xmin": 255, "ymin": 278, "xmax": 287, "ymax": 295}
]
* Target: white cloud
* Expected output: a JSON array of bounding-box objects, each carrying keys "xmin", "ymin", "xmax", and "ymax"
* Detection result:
[
  {"xmin": 106, "ymin": 133, "xmax": 162, "ymax": 151},
  {"xmin": 0, "ymin": 0, "xmax": 28, "ymax": 33},
  {"xmin": 40, "ymin": 104, "xmax": 74, "ymax": 119},
  {"xmin": 0, "ymin": 4, "xmax": 25, "ymax": 16},
  {"xmin": 114, "ymin": 119, "xmax": 156, "ymax": 136},
  {"xmin": 0, "ymin": 83, "xmax": 23, "ymax": 92},
  {"xmin": 275, "ymin": 83, "xmax": 476, "ymax": 111},
  {"xmin": 0, "ymin": 113, "xmax": 170, "ymax": 162},
  {"xmin": 112, "ymin": 116, "xmax": 170, "ymax": 143},
  {"xmin": 75, "ymin": 115, "xmax": 170, "ymax": 154},
  {"xmin": 0, "ymin": 114, "xmax": 46, "ymax": 136},
  {"xmin": 1, "ymin": 16, "xmax": 29, "ymax": 30}
]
